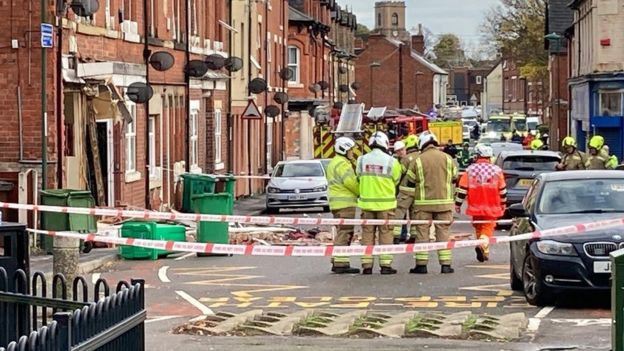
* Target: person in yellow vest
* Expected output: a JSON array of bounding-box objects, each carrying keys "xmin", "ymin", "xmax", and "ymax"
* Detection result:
[
  {"xmin": 556, "ymin": 136, "xmax": 587, "ymax": 171},
  {"xmin": 326, "ymin": 137, "xmax": 360, "ymax": 274},
  {"xmin": 406, "ymin": 131, "xmax": 457, "ymax": 274},
  {"xmin": 392, "ymin": 134, "xmax": 420, "ymax": 244},
  {"xmin": 356, "ymin": 131, "xmax": 402, "ymax": 275},
  {"xmin": 585, "ymin": 135, "xmax": 618, "ymax": 169}
]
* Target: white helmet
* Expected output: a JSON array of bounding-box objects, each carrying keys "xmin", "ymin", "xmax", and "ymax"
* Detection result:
[
  {"xmin": 334, "ymin": 137, "xmax": 356, "ymax": 156},
  {"xmin": 393, "ymin": 141, "xmax": 406, "ymax": 152},
  {"xmin": 368, "ymin": 131, "xmax": 390, "ymax": 150},
  {"xmin": 475, "ymin": 144, "xmax": 493, "ymax": 158},
  {"xmin": 418, "ymin": 131, "xmax": 438, "ymax": 150}
]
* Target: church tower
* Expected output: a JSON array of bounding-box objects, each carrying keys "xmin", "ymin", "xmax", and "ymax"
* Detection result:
[{"xmin": 373, "ymin": 1, "xmax": 411, "ymax": 42}]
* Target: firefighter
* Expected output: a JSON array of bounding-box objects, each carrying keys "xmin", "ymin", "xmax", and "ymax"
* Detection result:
[
  {"xmin": 530, "ymin": 139, "xmax": 546, "ymax": 151},
  {"xmin": 393, "ymin": 141, "xmax": 407, "ymax": 160},
  {"xmin": 457, "ymin": 142, "xmax": 472, "ymax": 170},
  {"xmin": 392, "ymin": 134, "xmax": 420, "ymax": 244},
  {"xmin": 455, "ymin": 144, "xmax": 507, "ymax": 262},
  {"xmin": 556, "ymin": 137, "xmax": 587, "ymax": 171},
  {"xmin": 586, "ymin": 135, "xmax": 618, "ymax": 170},
  {"xmin": 356, "ymin": 131, "xmax": 402, "ymax": 275},
  {"xmin": 326, "ymin": 137, "xmax": 360, "ymax": 274},
  {"xmin": 406, "ymin": 131, "xmax": 457, "ymax": 274}
]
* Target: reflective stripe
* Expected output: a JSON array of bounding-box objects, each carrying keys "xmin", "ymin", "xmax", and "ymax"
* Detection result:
[
  {"xmin": 446, "ymin": 157, "xmax": 453, "ymax": 202},
  {"xmin": 415, "ymin": 199, "xmax": 455, "ymax": 205},
  {"xmin": 358, "ymin": 172, "xmax": 394, "ymax": 179},
  {"xmin": 499, "ymin": 189, "xmax": 507, "ymax": 196},
  {"xmin": 416, "ymin": 159, "xmax": 426, "ymax": 201},
  {"xmin": 330, "ymin": 196, "xmax": 358, "ymax": 202},
  {"xmin": 406, "ymin": 170, "xmax": 417, "ymax": 181},
  {"xmin": 399, "ymin": 186, "xmax": 416, "ymax": 193},
  {"xmin": 359, "ymin": 197, "xmax": 396, "ymax": 202},
  {"xmin": 456, "ymin": 188, "xmax": 467, "ymax": 195}
]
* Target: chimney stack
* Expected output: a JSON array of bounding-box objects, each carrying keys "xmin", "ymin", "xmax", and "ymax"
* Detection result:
[{"xmin": 411, "ymin": 23, "xmax": 425, "ymax": 55}]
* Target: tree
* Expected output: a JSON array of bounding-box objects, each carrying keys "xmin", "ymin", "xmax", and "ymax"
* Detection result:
[
  {"xmin": 481, "ymin": 0, "xmax": 548, "ymax": 80},
  {"xmin": 355, "ymin": 23, "xmax": 370, "ymax": 37},
  {"xmin": 432, "ymin": 33, "xmax": 465, "ymax": 68}
]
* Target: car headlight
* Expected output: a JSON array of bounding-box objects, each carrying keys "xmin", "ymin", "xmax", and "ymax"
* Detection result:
[
  {"xmin": 267, "ymin": 186, "xmax": 280, "ymax": 193},
  {"xmin": 536, "ymin": 240, "xmax": 577, "ymax": 256},
  {"xmin": 312, "ymin": 185, "xmax": 327, "ymax": 192}
]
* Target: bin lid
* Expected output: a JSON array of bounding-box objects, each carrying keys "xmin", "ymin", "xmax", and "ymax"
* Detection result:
[
  {"xmin": 41, "ymin": 189, "xmax": 94, "ymax": 198},
  {"xmin": 181, "ymin": 173, "xmax": 217, "ymax": 181}
]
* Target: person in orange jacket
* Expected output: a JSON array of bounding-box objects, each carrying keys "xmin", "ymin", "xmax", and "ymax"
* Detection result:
[{"xmin": 454, "ymin": 144, "xmax": 507, "ymax": 262}]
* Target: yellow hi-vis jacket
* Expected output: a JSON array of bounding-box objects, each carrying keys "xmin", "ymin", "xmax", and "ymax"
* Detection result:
[
  {"xmin": 356, "ymin": 148, "xmax": 402, "ymax": 211},
  {"xmin": 407, "ymin": 145, "xmax": 457, "ymax": 212},
  {"xmin": 326, "ymin": 155, "xmax": 359, "ymax": 210}
]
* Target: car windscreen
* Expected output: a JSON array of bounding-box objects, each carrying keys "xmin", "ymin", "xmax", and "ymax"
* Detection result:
[
  {"xmin": 502, "ymin": 155, "xmax": 559, "ymax": 171},
  {"xmin": 487, "ymin": 120, "xmax": 510, "ymax": 133},
  {"xmin": 527, "ymin": 122, "xmax": 538, "ymax": 130},
  {"xmin": 274, "ymin": 163, "xmax": 324, "ymax": 177},
  {"xmin": 538, "ymin": 178, "xmax": 624, "ymax": 214},
  {"xmin": 511, "ymin": 119, "xmax": 527, "ymax": 132}
]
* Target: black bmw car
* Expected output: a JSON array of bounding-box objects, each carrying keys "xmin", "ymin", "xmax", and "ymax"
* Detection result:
[{"xmin": 508, "ymin": 170, "xmax": 624, "ymax": 306}]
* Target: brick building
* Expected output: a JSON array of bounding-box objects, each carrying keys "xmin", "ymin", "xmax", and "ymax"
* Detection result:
[
  {"xmin": 0, "ymin": 0, "xmax": 232, "ymax": 217},
  {"xmin": 502, "ymin": 58, "xmax": 545, "ymax": 117},
  {"xmin": 447, "ymin": 66, "xmax": 492, "ymax": 106}
]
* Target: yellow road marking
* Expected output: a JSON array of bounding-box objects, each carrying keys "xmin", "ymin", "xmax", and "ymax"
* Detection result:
[
  {"xmin": 475, "ymin": 272, "xmax": 510, "ymax": 280},
  {"xmin": 459, "ymin": 284, "xmax": 513, "ymax": 296}
]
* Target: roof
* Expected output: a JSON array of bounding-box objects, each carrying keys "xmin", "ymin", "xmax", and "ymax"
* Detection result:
[
  {"xmin": 289, "ymin": 6, "xmax": 315, "ymax": 23},
  {"xmin": 383, "ymin": 37, "xmax": 448, "ymax": 75},
  {"xmin": 546, "ymin": 0, "xmax": 573, "ymax": 53},
  {"xmin": 539, "ymin": 170, "xmax": 624, "ymax": 182},
  {"xmin": 498, "ymin": 150, "xmax": 561, "ymax": 158}
]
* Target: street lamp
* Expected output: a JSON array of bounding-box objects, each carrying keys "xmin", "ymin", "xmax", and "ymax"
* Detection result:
[
  {"xmin": 369, "ymin": 62, "xmax": 381, "ymax": 107},
  {"xmin": 414, "ymin": 71, "xmax": 424, "ymax": 110},
  {"xmin": 545, "ymin": 32, "xmax": 564, "ymax": 149}
]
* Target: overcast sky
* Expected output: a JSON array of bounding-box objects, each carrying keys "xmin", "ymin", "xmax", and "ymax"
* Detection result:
[{"xmin": 337, "ymin": 0, "xmax": 501, "ymax": 46}]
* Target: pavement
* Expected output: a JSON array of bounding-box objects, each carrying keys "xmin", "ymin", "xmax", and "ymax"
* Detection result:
[
  {"xmin": 79, "ymin": 199, "xmax": 614, "ymax": 351},
  {"xmin": 30, "ymin": 247, "xmax": 119, "ymax": 279},
  {"xmin": 234, "ymin": 195, "xmax": 267, "ymax": 216}
]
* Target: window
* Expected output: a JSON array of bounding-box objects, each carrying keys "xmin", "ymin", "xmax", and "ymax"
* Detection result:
[
  {"xmin": 105, "ymin": 0, "xmax": 114, "ymax": 30},
  {"xmin": 190, "ymin": 0, "xmax": 198, "ymax": 36},
  {"xmin": 274, "ymin": 162, "xmax": 324, "ymax": 177},
  {"xmin": 266, "ymin": 118, "xmax": 273, "ymax": 170},
  {"xmin": 125, "ymin": 102, "xmax": 137, "ymax": 174},
  {"xmin": 173, "ymin": 0, "xmax": 181, "ymax": 41},
  {"xmin": 538, "ymin": 179, "xmax": 624, "ymax": 214},
  {"xmin": 148, "ymin": 0, "xmax": 155, "ymax": 35},
  {"xmin": 214, "ymin": 109, "xmax": 222, "ymax": 164},
  {"xmin": 476, "ymin": 76, "xmax": 482, "ymax": 85},
  {"xmin": 190, "ymin": 108, "xmax": 199, "ymax": 168},
  {"xmin": 288, "ymin": 46, "xmax": 300, "ymax": 83},
  {"xmin": 391, "ymin": 13, "xmax": 399, "ymax": 26},
  {"xmin": 598, "ymin": 90, "xmax": 624, "ymax": 116},
  {"xmin": 123, "ymin": 0, "xmax": 134, "ymax": 21},
  {"xmin": 148, "ymin": 116, "xmax": 157, "ymax": 178},
  {"xmin": 377, "ymin": 13, "xmax": 381, "ymax": 27}
]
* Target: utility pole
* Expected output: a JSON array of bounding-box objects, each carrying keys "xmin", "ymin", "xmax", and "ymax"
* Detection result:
[{"xmin": 41, "ymin": 0, "xmax": 48, "ymax": 190}]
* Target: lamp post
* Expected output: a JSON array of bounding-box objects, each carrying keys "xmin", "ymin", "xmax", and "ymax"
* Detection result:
[
  {"xmin": 369, "ymin": 62, "xmax": 381, "ymax": 107},
  {"xmin": 545, "ymin": 32, "xmax": 563, "ymax": 148},
  {"xmin": 414, "ymin": 71, "xmax": 424, "ymax": 110}
]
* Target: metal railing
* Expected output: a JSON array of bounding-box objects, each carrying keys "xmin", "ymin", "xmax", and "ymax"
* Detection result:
[{"xmin": 0, "ymin": 267, "xmax": 145, "ymax": 350}]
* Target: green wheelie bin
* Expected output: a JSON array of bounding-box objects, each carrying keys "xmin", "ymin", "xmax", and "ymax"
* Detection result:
[
  {"xmin": 180, "ymin": 173, "xmax": 217, "ymax": 212},
  {"xmin": 119, "ymin": 221, "xmax": 187, "ymax": 260},
  {"xmin": 192, "ymin": 193, "xmax": 233, "ymax": 257}
]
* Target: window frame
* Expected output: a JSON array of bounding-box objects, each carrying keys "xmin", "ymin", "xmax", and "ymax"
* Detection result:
[
  {"xmin": 148, "ymin": 115, "xmax": 158, "ymax": 178},
  {"xmin": 391, "ymin": 13, "xmax": 399, "ymax": 26},
  {"xmin": 287, "ymin": 46, "xmax": 300, "ymax": 83},
  {"xmin": 597, "ymin": 89, "xmax": 624, "ymax": 116},
  {"xmin": 214, "ymin": 109, "xmax": 222, "ymax": 164},
  {"xmin": 190, "ymin": 108, "xmax": 199, "ymax": 168},
  {"xmin": 476, "ymin": 76, "xmax": 482, "ymax": 85},
  {"xmin": 125, "ymin": 101, "xmax": 137, "ymax": 175}
]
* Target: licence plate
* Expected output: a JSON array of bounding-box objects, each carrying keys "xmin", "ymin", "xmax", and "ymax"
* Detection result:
[
  {"xmin": 288, "ymin": 195, "xmax": 306, "ymax": 201},
  {"xmin": 594, "ymin": 261, "xmax": 612, "ymax": 274},
  {"xmin": 517, "ymin": 179, "xmax": 533, "ymax": 187}
]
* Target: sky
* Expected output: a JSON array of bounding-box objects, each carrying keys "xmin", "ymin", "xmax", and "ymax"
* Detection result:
[{"xmin": 337, "ymin": 0, "xmax": 501, "ymax": 48}]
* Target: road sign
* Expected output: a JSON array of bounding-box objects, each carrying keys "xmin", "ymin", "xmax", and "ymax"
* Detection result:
[
  {"xmin": 41, "ymin": 23, "xmax": 53, "ymax": 48},
  {"xmin": 241, "ymin": 99, "xmax": 262, "ymax": 119}
]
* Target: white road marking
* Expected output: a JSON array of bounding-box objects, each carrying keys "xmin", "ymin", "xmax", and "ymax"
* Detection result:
[
  {"xmin": 175, "ymin": 290, "xmax": 214, "ymax": 316},
  {"xmin": 534, "ymin": 306, "xmax": 555, "ymax": 319},
  {"xmin": 527, "ymin": 318, "xmax": 541, "ymax": 333},
  {"xmin": 550, "ymin": 318, "xmax": 611, "ymax": 327},
  {"xmin": 174, "ymin": 252, "xmax": 195, "ymax": 261},
  {"xmin": 91, "ymin": 273, "xmax": 101, "ymax": 284},
  {"xmin": 145, "ymin": 315, "xmax": 182, "ymax": 324},
  {"xmin": 158, "ymin": 266, "xmax": 171, "ymax": 283}
]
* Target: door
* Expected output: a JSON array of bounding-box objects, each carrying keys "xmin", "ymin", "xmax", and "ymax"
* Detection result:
[{"xmin": 96, "ymin": 120, "xmax": 114, "ymax": 206}]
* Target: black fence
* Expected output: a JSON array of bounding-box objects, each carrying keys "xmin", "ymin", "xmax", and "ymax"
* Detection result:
[{"xmin": 0, "ymin": 267, "xmax": 145, "ymax": 350}]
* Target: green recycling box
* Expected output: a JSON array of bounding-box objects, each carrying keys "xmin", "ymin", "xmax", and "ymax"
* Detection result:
[
  {"xmin": 180, "ymin": 173, "xmax": 217, "ymax": 212},
  {"xmin": 119, "ymin": 221, "xmax": 187, "ymax": 260},
  {"xmin": 192, "ymin": 193, "xmax": 233, "ymax": 256},
  {"xmin": 40, "ymin": 189, "xmax": 97, "ymax": 253}
]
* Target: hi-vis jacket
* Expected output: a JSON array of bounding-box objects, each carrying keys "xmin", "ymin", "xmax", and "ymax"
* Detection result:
[
  {"xmin": 586, "ymin": 148, "xmax": 618, "ymax": 170},
  {"xmin": 455, "ymin": 159, "xmax": 507, "ymax": 218},
  {"xmin": 406, "ymin": 145, "xmax": 457, "ymax": 212},
  {"xmin": 560, "ymin": 150, "xmax": 587, "ymax": 170},
  {"xmin": 326, "ymin": 155, "xmax": 359, "ymax": 210},
  {"xmin": 356, "ymin": 149, "xmax": 402, "ymax": 211},
  {"xmin": 398, "ymin": 150, "xmax": 419, "ymax": 195}
]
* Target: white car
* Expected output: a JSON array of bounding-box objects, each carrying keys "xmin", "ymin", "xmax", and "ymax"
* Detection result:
[{"xmin": 266, "ymin": 160, "xmax": 329, "ymax": 213}]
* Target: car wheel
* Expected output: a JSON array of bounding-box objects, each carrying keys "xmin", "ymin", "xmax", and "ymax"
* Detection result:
[
  {"xmin": 522, "ymin": 253, "xmax": 555, "ymax": 306},
  {"xmin": 265, "ymin": 206, "xmax": 278, "ymax": 215},
  {"xmin": 323, "ymin": 206, "xmax": 330, "ymax": 213},
  {"xmin": 510, "ymin": 255, "xmax": 523, "ymax": 291}
]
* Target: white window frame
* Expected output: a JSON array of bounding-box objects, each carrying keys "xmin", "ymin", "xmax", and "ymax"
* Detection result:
[
  {"xmin": 598, "ymin": 89, "xmax": 624, "ymax": 116},
  {"xmin": 266, "ymin": 118, "xmax": 273, "ymax": 170},
  {"xmin": 288, "ymin": 46, "xmax": 300, "ymax": 84},
  {"xmin": 190, "ymin": 108, "xmax": 199, "ymax": 169},
  {"xmin": 125, "ymin": 101, "xmax": 139, "ymax": 182},
  {"xmin": 148, "ymin": 116, "xmax": 158, "ymax": 178},
  {"xmin": 214, "ymin": 109, "xmax": 223, "ymax": 167},
  {"xmin": 149, "ymin": 0, "xmax": 155, "ymax": 36},
  {"xmin": 476, "ymin": 76, "xmax": 482, "ymax": 85}
]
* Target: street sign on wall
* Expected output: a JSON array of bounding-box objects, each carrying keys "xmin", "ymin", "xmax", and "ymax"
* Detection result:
[
  {"xmin": 241, "ymin": 99, "xmax": 262, "ymax": 120},
  {"xmin": 41, "ymin": 23, "xmax": 53, "ymax": 48}
]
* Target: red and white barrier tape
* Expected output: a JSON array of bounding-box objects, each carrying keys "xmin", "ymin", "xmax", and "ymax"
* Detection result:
[
  {"xmin": 0, "ymin": 202, "xmax": 513, "ymax": 226},
  {"xmin": 27, "ymin": 217, "xmax": 624, "ymax": 257}
]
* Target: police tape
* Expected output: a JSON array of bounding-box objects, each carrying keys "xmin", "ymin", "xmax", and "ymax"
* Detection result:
[
  {"xmin": 0, "ymin": 201, "xmax": 513, "ymax": 226},
  {"xmin": 26, "ymin": 217, "xmax": 624, "ymax": 257}
]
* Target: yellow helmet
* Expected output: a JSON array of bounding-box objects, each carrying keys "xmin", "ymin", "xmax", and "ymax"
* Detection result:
[
  {"xmin": 589, "ymin": 135, "xmax": 605, "ymax": 150},
  {"xmin": 561, "ymin": 136, "xmax": 577, "ymax": 148},
  {"xmin": 404, "ymin": 134, "xmax": 419, "ymax": 150},
  {"xmin": 530, "ymin": 139, "xmax": 544, "ymax": 150}
]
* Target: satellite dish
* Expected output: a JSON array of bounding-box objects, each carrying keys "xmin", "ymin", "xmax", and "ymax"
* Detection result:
[
  {"xmin": 308, "ymin": 84, "xmax": 321, "ymax": 93},
  {"xmin": 318, "ymin": 80, "xmax": 329, "ymax": 91},
  {"xmin": 338, "ymin": 66, "xmax": 348, "ymax": 74},
  {"xmin": 351, "ymin": 82, "xmax": 361, "ymax": 91},
  {"xmin": 224, "ymin": 57, "xmax": 243, "ymax": 72},
  {"xmin": 205, "ymin": 54, "xmax": 226, "ymax": 70},
  {"xmin": 70, "ymin": 0, "xmax": 99, "ymax": 17},
  {"xmin": 185, "ymin": 60, "xmax": 209, "ymax": 78},
  {"xmin": 273, "ymin": 92, "xmax": 289, "ymax": 104},
  {"xmin": 265, "ymin": 105, "xmax": 281, "ymax": 117},
  {"xmin": 149, "ymin": 51, "xmax": 175, "ymax": 71},
  {"xmin": 248, "ymin": 78, "xmax": 267, "ymax": 94},
  {"xmin": 279, "ymin": 68, "xmax": 293, "ymax": 80},
  {"xmin": 126, "ymin": 82, "xmax": 154, "ymax": 104},
  {"xmin": 338, "ymin": 84, "xmax": 349, "ymax": 93}
]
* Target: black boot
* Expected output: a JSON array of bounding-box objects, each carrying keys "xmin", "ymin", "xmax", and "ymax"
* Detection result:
[
  {"xmin": 393, "ymin": 237, "xmax": 400, "ymax": 245},
  {"xmin": 475, "ymin": 247, "xmax": 485, "ymax": 263},
  {"xmin": 380, "ymin": 267, "xmax": 398, "ymax": 275},
  {"xmin": 441, "ymin": 265, "xmax": 455, "ymax": 274},
  {"xmin": 362, "ymin": 268, "xmax": 373, "ymax": 275},
  {"xmin": 333, "ymin": 266, "xmax": 360, "ymax": 274},
  {"xmin": 409, "ymin": 265, "xmax": 428, "ymax": 274}
]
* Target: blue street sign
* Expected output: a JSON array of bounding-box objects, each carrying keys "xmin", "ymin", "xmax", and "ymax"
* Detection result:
[{"xmin": 41, "ymin": 23, "xmax": 53, "ymax": 48}]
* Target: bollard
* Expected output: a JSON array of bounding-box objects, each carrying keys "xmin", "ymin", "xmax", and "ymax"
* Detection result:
[{"xmin": 611, "ymin": 249, "xmax": 624, "ymax": 351}]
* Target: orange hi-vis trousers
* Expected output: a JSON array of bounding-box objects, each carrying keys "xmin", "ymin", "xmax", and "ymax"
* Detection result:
[{"xmin": 472, "ymin": 216, "xmax": 496, "ymax": 254}]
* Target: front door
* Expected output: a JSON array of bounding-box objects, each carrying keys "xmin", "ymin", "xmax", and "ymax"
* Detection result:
[{"xmin": 95, "ymin": 120, "xmax": 114, "ymax": 206}]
